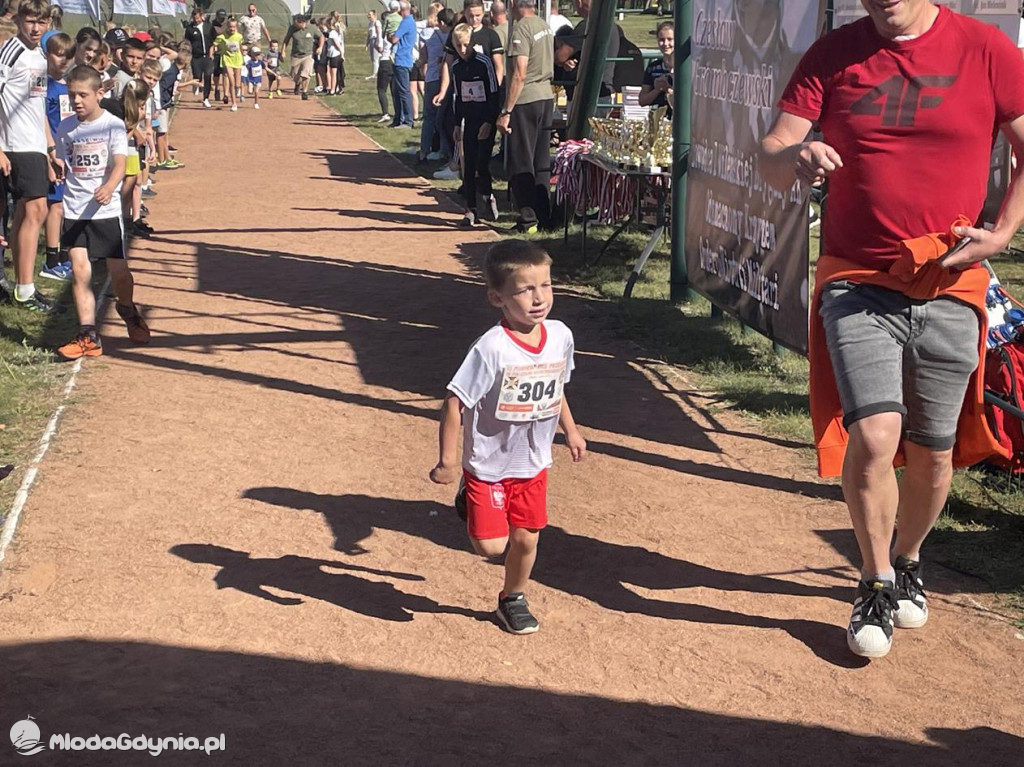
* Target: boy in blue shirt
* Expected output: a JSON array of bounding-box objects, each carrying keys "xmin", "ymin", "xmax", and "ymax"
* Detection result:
[
  {"xmin": 246, "ymin": 45, "xmax": 264, "ymax": 109},
  {"xmin": 42, "ymin": 31, "xmax": 73, "ymax": 281}
]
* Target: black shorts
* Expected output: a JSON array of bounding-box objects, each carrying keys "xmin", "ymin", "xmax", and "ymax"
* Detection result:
[
  {"xmin": 61, "ymin": 217, "xmax": 126, "ymax": 260},
  {"xmin": 3, "ymin": 151, "xmax": 49, "ymax": 200},
  {"xmin": 410, "ymin": 64, "xmax": 423, "ymax": 82},
  {"xmin": 138, "ymin": 143, "xmax": 148, "ymax": 163}
]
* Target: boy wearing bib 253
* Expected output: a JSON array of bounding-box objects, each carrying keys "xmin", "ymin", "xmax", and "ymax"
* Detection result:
[{"xmin": 430, "ymin": 240, "xmax": 586, "ymax": 635}]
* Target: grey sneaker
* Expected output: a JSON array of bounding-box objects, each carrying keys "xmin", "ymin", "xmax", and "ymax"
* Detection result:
[{"xmin": 497, "ymin": 592, "xmax": 539, "ymax": 635}]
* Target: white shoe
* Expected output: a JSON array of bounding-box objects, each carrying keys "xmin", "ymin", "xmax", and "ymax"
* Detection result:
[
  {"xmin": 364, "ymin": 74, "xmax": 375, "ymax": 80},
  {"xmin": 203, "ymin": 99, "xmax": 212, "ymax": 108},
  {"xmin": 254, "ymin": 103, "xmax": 260, "ymax": 109},
  {"xmin": 231, "ymin": 105, "xmax": 238, "ymax": 112},
  {"xmin": 485, "ymin": 194, "xmax": 499, "ymax": 221},
  {"xmin": 893, "ymin": 557, "xmax": 929, "ymax": 629},
  {"xmin": 433, "ymin": 166, "xmax": 460, "ymax": 180},
  {"xmin": 404, "ymin": 147, "xmax": 419, "ymax": 155},
  {"xmin": 847, "ymin": 579, "xmax": 897, "ymax": 659},
  {"xmin": 426, "ymin": 151, "xmax": 441, "ymax": 161},
  {"xmin": 192, "ymin": 86, "xmax": 199, "ymax": 96},
  {"xmin": 377, "ymin": 114, "xmax": 391, "ymax": 123}
]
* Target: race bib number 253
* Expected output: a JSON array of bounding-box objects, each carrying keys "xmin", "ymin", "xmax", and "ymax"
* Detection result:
[{"xmin": 495, "ymin": 362, "xmax": 565, "ymax": 422}]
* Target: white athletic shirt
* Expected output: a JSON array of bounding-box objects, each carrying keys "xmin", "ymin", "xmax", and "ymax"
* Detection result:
[
  {"xmin": 56, "ymin": 110, "xmax": 128, "ymax": 221},
  {"xmin": 0, "ymin": 36, "xmax": 47, "ymax": 154},
  {"xmin": 448, "ymin": 320, "xmax": 575, "ymax": 482}
]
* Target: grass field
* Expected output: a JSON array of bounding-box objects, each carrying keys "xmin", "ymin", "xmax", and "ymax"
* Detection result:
[{"xmin": 322, "ymin": 19, "xmax": 1024, "ymax": 621}]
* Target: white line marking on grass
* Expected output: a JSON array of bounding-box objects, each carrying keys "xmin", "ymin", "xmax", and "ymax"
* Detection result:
[{"xmin": 0, "ymin": 275, "xmax": 112, "ymax": 567}]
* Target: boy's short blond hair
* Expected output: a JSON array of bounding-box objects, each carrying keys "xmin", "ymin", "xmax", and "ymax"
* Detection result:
[
  {"xmin": 483, "ymin": 240, "xmax": 552, "ymax": 291},
  {"xmin": 15, "ymin": 0, "xmax": 50, "ymax": 19},
  {"xmin": 140, "ymin": 58, "xmax": 162, "ymax": 78},
  {"xmin": 452, "ymin": 22, "xmax": 472, "ymax": 43},
  {"xmin": 45, "ymin": 30, "xmax": 73, "ymax": 56},
  {"xmin": 0, "ymin": 19, "xmax": 16, "ymax": 43}
]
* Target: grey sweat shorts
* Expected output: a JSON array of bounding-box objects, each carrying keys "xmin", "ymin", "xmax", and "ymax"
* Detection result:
[{"xmin": 819, "ymin": 281, "xmax": 980, "ymax": 450}]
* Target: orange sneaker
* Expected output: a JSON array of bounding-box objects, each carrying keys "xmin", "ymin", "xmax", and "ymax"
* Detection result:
[
  {"xmin": 58, "ymin": 332, "xmax": 102, "ymax": 360},
  {"xmin": 116, "ymin": 302, "xmax": 151, "ymax": 345}
]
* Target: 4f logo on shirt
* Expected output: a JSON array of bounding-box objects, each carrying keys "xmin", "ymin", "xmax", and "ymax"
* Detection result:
[{"xmin": 850, "ymin": 74, "xmax": 956, "ymax": 126}]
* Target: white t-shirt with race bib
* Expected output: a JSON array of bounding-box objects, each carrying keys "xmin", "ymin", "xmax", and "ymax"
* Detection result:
[
  {"xmin": 56, "ymin": 111, "xmax": 128, "ymax": 221},
  {"xmin": 0, "ymin": 37, "xmax": 47, "ymax": 154},
  {"xmin": 448, "ymin": 320, "xmax": 574, "ymax": 483}
]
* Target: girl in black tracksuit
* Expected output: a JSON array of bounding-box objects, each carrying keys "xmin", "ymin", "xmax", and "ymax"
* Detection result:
[{"xmin": 451, "ymin": 36, "xmax": 499, "ymax": 227}]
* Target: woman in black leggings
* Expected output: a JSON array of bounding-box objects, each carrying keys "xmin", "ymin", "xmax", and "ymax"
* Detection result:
[{"xmin": 376, "ymin": 57, "xmax": 393, "ymax": 120}]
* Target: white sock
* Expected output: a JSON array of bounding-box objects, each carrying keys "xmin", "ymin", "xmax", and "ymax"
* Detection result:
[
  {"xmin": 15, "ymin": 283, "xmax": 35, "ymax": 301},
  {"xmin": 865, "ymin": 570, "xmax": 896, "ymax": 584}
]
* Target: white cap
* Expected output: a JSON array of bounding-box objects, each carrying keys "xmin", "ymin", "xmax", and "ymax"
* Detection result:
[
  {"xmin": 388, "ymin": 1, "xmax": 399, "ymax": 10},
  {"xmin": 250, "ymin": 45, "xmax": 261, "ymax": 53}
]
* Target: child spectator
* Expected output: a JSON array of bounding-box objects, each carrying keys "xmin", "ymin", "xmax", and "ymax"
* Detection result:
[
  {"xmin": 73, "ymin": 26, "xmax": 101, "ymax": 67},
  {"xmin": 450, "ymin": 23, "xmax": 499, "ymax": 227},
  {"xmin": 246, "ymin": 45, "xmax": 263, "ymax": 108},
  {"xmin": 156, "ymin": 51, "xmax": 195, "ymax": 167},
  {"xmin": 41, "ymin": 30, "xmax": 73, "ymax": 281},
  {"xmin": 430, "ymin": 240, "xmax": 586, "ymax": 634},
  {"xmin": 215, "ymin": 17, "xmax": 243, "ymax": 111},
  {"xmin": 264, "ymin": 38, "xmax": 281, "ymax": 97},
  {"xmin": 0, "ymin": 0, "xmax": 61, "ymax": 312},
  {"xmin": 54, "ymin": 65, "xmax": 149, "ymax": 360},
  {"xmin": 112, "ymin": 36, "xmax": 145, "ymax": 97},
  {"xmin": 103, "ymin": 78, "xmax": 147, "ymax": 238}
]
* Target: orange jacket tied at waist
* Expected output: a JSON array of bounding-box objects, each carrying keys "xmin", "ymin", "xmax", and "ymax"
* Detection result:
[{"xmin": 809, "ymin": 217, "xmax": 1009, "ymax": 478}]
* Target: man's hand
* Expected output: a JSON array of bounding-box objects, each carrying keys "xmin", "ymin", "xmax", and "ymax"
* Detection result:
[
  {"xmin": 564, "ymin": 428, "xmax": 587, "ymax": 462},
  {"xmin": 52, "ymin": 157, "xmax": 65, "ymax": 182},
  {"xmin": 496, "ymin": 112, "xmax": 511, "ymax": 135},
  {"xmin": 452, "ymin": 125, "xmax": 462, "ymax": 142},
  {"xmin": 563, "ymin": 58, "xmax": 577, "ymax": 71},
  {"xmin": 94, "ymin": 183, "xmax": 114, "ymax": 205},
  {"xmin": 429, "ymin": 462, "xmax": 460, "ymax": 484},
  {"xmin": 477, "ymin": 122, "xmax": 491, "ymax": 140},
  {"xmin": 0, "ymin": 151, "xmax": 9, "ymax": 177},
  {"xmin": 46, "ymin": 158, "xmax": 57, "ymax": 184},
  {"xmin": 654, "ymin": 75, "xmax": 670, "ymax": 92},
  {"xmin": 938, "ymin": 225, "xmax": 1010, "ymax": 270},
  {"xmin": 431, "ymin": 92, "xmax": 444, "ymax": 106},
  {"xmin": 795, "ymin": 141, "xmax": 843, "ymax": 186}
]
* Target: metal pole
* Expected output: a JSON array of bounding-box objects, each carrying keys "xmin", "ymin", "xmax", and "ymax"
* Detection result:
[
  {"xmin": 669, "ymin": 0, "xmax": 692, "ymax": 302},
  {"xmin": 565, "ymin": 0, "xmax": 617, "ymax": 139}
]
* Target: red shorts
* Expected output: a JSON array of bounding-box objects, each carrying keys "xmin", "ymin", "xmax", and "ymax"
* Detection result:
[{"xmin": 463, "ymin": 469, "xmax": 548, "ymax": 540}]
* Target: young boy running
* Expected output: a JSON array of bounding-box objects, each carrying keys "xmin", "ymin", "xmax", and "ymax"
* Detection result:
[
  {"xmin": 264, "ymin": 39, "xmax": 282, "ymax": 97},
  {"xmin": 0, "ymin": 0, "xmax": 60, "ymax": 312},
  {"xmin": 246, "ymin": 45, "xmax": 263, "ymax": 108},
  {"xmin": 430, "ymin": 239, "xmax": 586, "ymax": 634},
  {"xmin": 55, "ymin": 65, "xmax": 149, "ymax": 360}
]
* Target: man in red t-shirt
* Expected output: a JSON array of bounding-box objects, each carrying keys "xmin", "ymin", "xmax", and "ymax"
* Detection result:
[{"xmin": 761, "ymin": 0, "xmax": 1024, "ymax": 659}]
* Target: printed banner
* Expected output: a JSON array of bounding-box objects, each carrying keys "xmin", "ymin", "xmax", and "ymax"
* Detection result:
[
  {"xmin": 152, "ymin": 0, "xmax": 188, "ymax": 15},
  {"xmin": 113, "ymin": 0, "xmax": 149, "ymax": 16},
  {"xmin": 52, "ymin": 0, "xmax": 101, "ymax": 17},
  {"xmin": 685, "ymin": 0, "xmax": 820, "ymax": 353}
]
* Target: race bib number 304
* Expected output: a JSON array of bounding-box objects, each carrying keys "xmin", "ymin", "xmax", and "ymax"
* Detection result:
[{"xmin": 496, "ymin": 362, "xmax": 565, "ymax": 422}]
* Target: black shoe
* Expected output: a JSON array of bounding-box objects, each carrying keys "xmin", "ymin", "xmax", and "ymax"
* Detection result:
[
  {"xmin": 130, "ymin": 221, "xmax": 153, "ymax": 239},
  {"xmin": 497, "ymin": 592, "xmax": 539, "ymax": 635},
  {"xmin": 214, "ymin": 90, "xmax": 222, "ymax": 101},
  {"xmin": 0, "ymin": 280, "xmax": 12, "ymax": 304},
  {"xmin": 17, "ymin": 291, "xmax": 62, "ymax": 314},
  {"xmin": 134, "ymin": 220, "xmax": 154, "ymax": 234},
  {"xmin": 139, "ymin": 203, "xmax": 150, "ymax": 218},
  {"xmin": 893, "ymin": 556, "xmax": 929, "ymax": 629},
  {"xmin": 454, "ymin": 481, "xmax": 467, "ymax": 521},
  {"xmin": 459, "ymin": 212, "xmax": 477, "ymax": 228},
  {"xmin": 301, "ymin": 92, "xmax": 309, "ymax": 101},
  {"xmin": 847, "ymin": 578, "xmax": 898, "ymax": 658}
]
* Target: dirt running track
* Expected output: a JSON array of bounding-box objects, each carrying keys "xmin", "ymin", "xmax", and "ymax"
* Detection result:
[{"xmin": 1, "ymin": 95, "xmax": 1022, "ymax": 766}]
